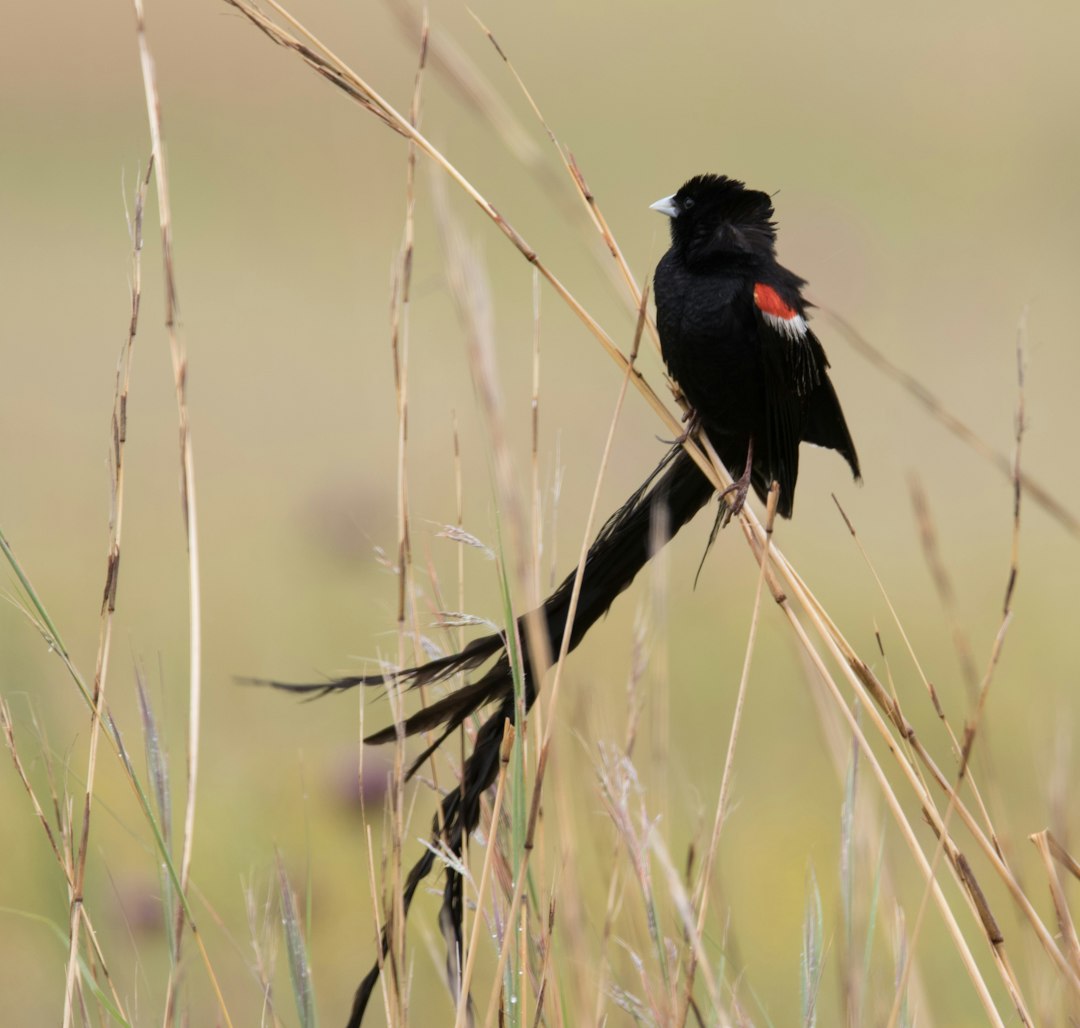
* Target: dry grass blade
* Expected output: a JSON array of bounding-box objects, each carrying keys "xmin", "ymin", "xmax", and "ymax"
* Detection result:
[
  {"xmin": 1041, "ymin": 831, "xmax": 1080, "ymax": 883},
  {"xmin": 362, "ymin": 824, "xmax": 392, "ymax": 1022},
  {"xmin": 594, "ymin": 746, "xmax": 681, "ymax": 1023},
  {"xmin": 434, "ymin": 178, "xmax": 525, "ymax": 570},
  {"xmin": 433, "ymin": 181, "xmax": 557, "ymax": 1024},
  {"xmin": 466, "ymin": 9, "xmax": 663, "ymax": 356},
  {"xmin": 454, "ymin": 721, "xmax": 515, "ymax": 1028},
  {"xmin": 646, "ymin": 825, "xmax": 724, "ymax": 1020},
  {"xmin": 60, "ymin": 153, "xmax": 151, "ymax": 1026},
  {"xmin": 382, "ymin": 23, "xmax": 442, "ymax": 1021},
  {"xmin": 222, "ymin": 0, "xmax": 729, "ymax": 504},
  {"xmin": 908, "ymin": 474, "xmax": 981, "ymax": 700},
  {"xmin": 785, "ymin": 600, "xmax": 1008, "ymax": 1025},
  {"xmin": 243, "ymin": 873, "xmax": 280, "ymax": 1022},
  {"xmin": 527, "ymin": 263, "xmax": 548, "ymax": 714},
  {"xmin": 0, "ymin": 699, "xmax": 67, "ymax": 874},
  {"xmin": 749, "ymin": 477, "xmax": 1080, "ymax": 1001},
  {"xmin": 0, "ymin": 444, "xmax": 229, "ymax": 1024},
  {"xmin": 390, "ymin": 5, "xmax": 439, "ymax": 715},
  {"xmin": 829, "ymin": 500, "xmax": 1032, "ymax": 1024},
  {"xmin": 679, "ymin": 482, "xmax": 779, "ymax": 1023},
  {"xmin": 823, "ymin": 305, "xmax": 1079, "ymax": 538},
  {"xmin": 831, "ymin": 492, "xmax": 1004, "ymax": 864},
  {"xmin": 1, "ymin": 704, "xmax": 129, "ymax": 1021},
  {"xmin": 0, "ymin": 158, "xmax": 229, "ymax": 1019},
  {"xmin": 1030, "ymin": 831, "xmax": 1080, "ymax": 979},
  {"xmin": 473, "ymin": 289, "xmax": 650, "ymax": 1028},
  {"xmin": 385, "ymin": 0, "xmax": 547, "ymax": 174},
  {"xmin": 133, "ymin": 2, "xmax": 221, "ymax": 1021},
  {"xmin": 727, "ymin": 491, "xmax": 1010, "ymax": 1021},
  {"xmin": 881, "ymin": 316, "xmax": 1033, "ymax": 1026}
]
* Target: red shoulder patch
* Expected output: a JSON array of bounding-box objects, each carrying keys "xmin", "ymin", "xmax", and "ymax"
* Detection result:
[
  {"xmin": 754, "ymin": 282, "xmax": 808, "ymax": 342},
  {"xmin": 753, "ymin": 283, "xmax": 798, "ymax": 321}
]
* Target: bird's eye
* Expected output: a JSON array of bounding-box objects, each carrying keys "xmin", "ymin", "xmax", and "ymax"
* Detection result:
[{"xmin": 681, "ymin": 197, "xmax": 695, "ymax": 210}]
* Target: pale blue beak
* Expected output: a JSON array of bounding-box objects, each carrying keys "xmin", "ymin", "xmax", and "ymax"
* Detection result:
[{"xmin": 649, "ymin": 194, "xmax": 678, "ymax": 218}]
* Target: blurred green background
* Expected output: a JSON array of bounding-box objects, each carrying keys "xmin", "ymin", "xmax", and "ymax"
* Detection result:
[{"xmin": 2, "ymin": 1, "xmax": 1079, "ymax": 1024}]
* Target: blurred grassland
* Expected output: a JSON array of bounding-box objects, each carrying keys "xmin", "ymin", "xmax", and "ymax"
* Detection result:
[{"xmin": 2, "ymin": 0, "xmax": 1080, "ymax": 1025}]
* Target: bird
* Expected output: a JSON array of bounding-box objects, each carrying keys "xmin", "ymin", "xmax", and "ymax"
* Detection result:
[
  {"xmin": 651, "ymin": 173, "xmax": 860, "ymax": 518},
  {"xmin": 257, "ymin": 174, "xmax": 861, "ymax": 1025}
]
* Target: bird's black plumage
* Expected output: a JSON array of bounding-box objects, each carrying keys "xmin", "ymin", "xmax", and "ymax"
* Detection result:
[
  {"xmin": 336, "ymin": 444, "xmax": 715, "ymax": 1025},
  {"xmin": 259, "ymin": 174, "xmax": 860, "ymax": 1025},
  {"xmin": 652, "ymin": 173, "xmax": 860, "ymax": 516}
]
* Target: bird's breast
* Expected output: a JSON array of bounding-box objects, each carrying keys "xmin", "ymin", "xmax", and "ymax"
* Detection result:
[{"xmin": 654, "ymin": 268, "xmax": 764, "ymax": 436}]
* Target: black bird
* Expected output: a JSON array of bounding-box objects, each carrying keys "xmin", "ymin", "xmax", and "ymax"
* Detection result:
[
  {"xmin": 651, "ymin": 173, "xmax": 860, "ymax": 516},
  {"xmin": 260, "ymin": 174, "xmax": 860, "ymax": 1026}
]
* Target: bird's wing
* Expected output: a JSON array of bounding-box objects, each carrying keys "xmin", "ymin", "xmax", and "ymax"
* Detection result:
[
  {"xmin": 802, "ymin": 365, "xmax": 862, "ymax": 480},
  {"xmin": 751, "ymin": 282, "xmax": 825, "ymax": 512},
  {"xmin": 752, "ymin": 282, "xmax": 861, "ymax": 500}
]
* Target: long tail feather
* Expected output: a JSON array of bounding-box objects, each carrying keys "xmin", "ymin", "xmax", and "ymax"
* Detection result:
[{"xmin": 271, "ymin": 443, "xmax": 717, "ymax": 1025}]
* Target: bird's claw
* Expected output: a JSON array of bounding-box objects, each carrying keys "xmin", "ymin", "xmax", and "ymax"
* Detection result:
[
  {"xmin": 656, "ymin": 410, "xmax": 701, "ymax": 447},
  {"xmin": 717, "ymin": 438, "xmax": 754, "ymax": 526}
]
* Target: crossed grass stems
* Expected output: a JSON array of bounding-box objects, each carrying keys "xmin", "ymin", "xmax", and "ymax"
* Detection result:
[{"xmin": 3, "ymin": 1, "xmax": 1080, "ymax": 1025}]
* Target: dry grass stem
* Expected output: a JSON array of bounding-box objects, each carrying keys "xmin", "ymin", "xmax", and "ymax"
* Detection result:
[
  {"xmin": 133, "ymin": 7, "xmax": 210, "ymax": 1022},
  {"xmin": 831, "ymin": 495, "xmax": 1002, "ymax": 860},
  {"xmin": 2, "ymin": 701, "xmax": 129, "ymax": 1022},
  {"xmin": 379, "ymin": 27, "xmax": 446, "ymax": 1019},
  {"xmin": 1043, "ymin": 831, "xmax": 1080, "ymax": 882},
  {"xmin": 679, "ymin": 482, "xmax": 780, "ymax": 1023},
  {"xmin": 242, "ymin": 873, "xmax": 280, "ymax": 1022},
  {"xmin": 467, "ymin": 11, "xmax": 663, "ymax": 356},
  {"xmin": 473, "ymin": 285, "xmax": 648, "ymax": 1028},
  {"xmin": 753, "ymin": 483, "xmax": 1078, "ymax": 998},
  {"xmin": 908, "ymin": 475, "xmax": 981, "ymax": 698},
  {"xmin": 779, "ymin": 590, "xmax": 1008, "ymax": 1024},
  {"xmin": 223, "ymin": 0, "xmax": 730, "ymax": 506},
  {"xmin": 384, "ymin": 1, "xmax": 546, "ymax": 176},
  {"xmin": 824, "ymin": 305, "xmax": 1079, "ymax": 539},
  {"xmin": 1030, "ymin": 832, "xmax": 1080, "ymax": 979},
  {"xmin": 61, "ymin": 142, "xmax": 154, "ymax": 1028},
  {"xmin": 454, "ymin": 721, "xmax": 516, "ymax": 1028},
  {"xmin": 890, "ymin": 313, "xmax": 1032, "ymax": 1027}
]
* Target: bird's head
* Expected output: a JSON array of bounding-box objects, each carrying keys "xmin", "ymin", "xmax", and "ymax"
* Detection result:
[{"xmin": 651, "ymin": 174, "xmax": 776, "ymax": 268}]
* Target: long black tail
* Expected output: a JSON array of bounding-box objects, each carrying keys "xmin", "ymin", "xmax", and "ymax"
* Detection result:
[{"xmin": 263, "ymin": 443, "xmax": 716, "ymax": 1025}]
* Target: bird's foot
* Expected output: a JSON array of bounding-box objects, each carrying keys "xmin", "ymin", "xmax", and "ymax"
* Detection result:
[
  {"xmin": 717, "ymin": 474, "xmax": 751, "ymax": 522},
  {"xmin": 716, "ymin": 439, "xmax": 754, "ymax": 527},
  {"xmin": 656, "ymin": 409, "xmax": 700, "ymax": 446},
  {"xmin": 694, "ymin": 445, "xmax": 752, "ymax": 586}
]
